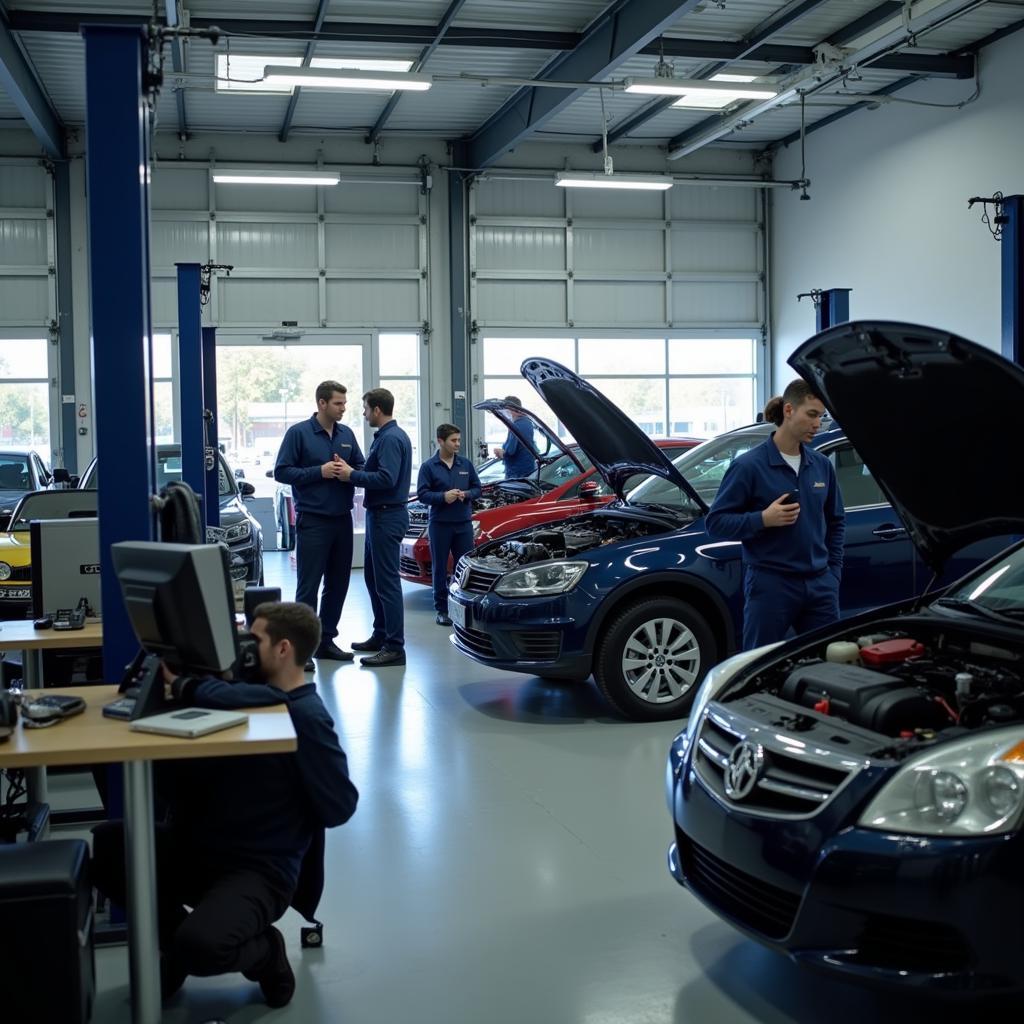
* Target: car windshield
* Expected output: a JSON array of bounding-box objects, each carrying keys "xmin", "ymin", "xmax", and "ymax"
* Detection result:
[
  {"xmin": 0, "ymin": 455, "xmax": 31, "ymax": 492},
  {"xmin": 10, "ymin": 491, "xmax": 97, "ymax": 532},
  {"xmin": 941, "ymin": 546, "xmax": 1024, "ymax": 618},
  {"xmin": 538, "ymin": 450, "xmax": 591, "ymax": 487},
  {"xmin": 87, "ymin": 450, "xmax": 234, "ymax": 497}
]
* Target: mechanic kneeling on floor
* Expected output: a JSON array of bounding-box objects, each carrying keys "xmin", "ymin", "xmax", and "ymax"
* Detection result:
[{"xmin": 91, "ymin": 602, "xmax": 359, "ymax": 1007}]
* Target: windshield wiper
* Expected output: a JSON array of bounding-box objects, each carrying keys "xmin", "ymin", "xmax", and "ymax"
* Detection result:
[
  {"xmin": 933, "ymin": 596, "xmax": 1020, "ymax": 625},
  {"xmin": 634, "ymin": 502, "xmax": 690, "ymax": 518}
]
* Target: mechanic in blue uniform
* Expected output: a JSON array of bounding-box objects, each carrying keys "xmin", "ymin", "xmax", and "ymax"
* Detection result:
[
  {"xmin": 492, "ymin": 395, "xmax": 538, "ymax": 478},
  {"xmin": 417, "ymin": 423, "xmax": 483, "ymax": 626},
  {"xmin": 336, "ymin": 388, "xmax": 413, "ymax": 667},
  {"xmin": 273, "ymin": 380, "xmax": 364, "ymax": 662},
  {"xmin": 706, "ymin": 378, "xmax": 845, "ymax": 650}
]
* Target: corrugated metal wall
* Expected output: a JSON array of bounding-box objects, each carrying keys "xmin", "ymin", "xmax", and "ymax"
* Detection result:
[
  {"xmin": 469, "ymin": 178, "xmax": 764, "ymax": 331},
  {"xmin": 148, "ymin": 167, "xmax": 429, "ymax": 330},
  {"xmin": 0, "ymin": 160, "xmax": 54, "ymax": 327}
]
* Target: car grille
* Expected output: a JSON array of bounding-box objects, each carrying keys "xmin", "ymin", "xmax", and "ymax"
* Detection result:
[
  {"xmin": 678, "ymin": 830, "xmax": 801, "ymax": 940},
  {"xmin": 459, "ymin": 565, "xmax": 502, "ymax": 594},
  {"xmin": 400, "ymin": 556, "xmax": 426, "ymax": 577},
  {"xmin": 6, "ymin": 566, "xmax": 31, "ymax": 582},
  {"xmin": 695, "ymin": 707, "xmax": 854, "ymax": 817},
  {"xmin": 515, "ymin": 632, "xmax": 560, "ymax": 661},
  {"xmin": 229, "ymin": 564, "xmax": 248, "ymax": 581},
  {"xmin": 453, "ymin": 624, "xmax": 497, "ymax": 658},
  {"xmin": 404, "ymin": 524, "xmax": 427, "ymax": 539},
  {"xmin": 857, "ymin": 913, "xmax": 972, "ymax": 973}
]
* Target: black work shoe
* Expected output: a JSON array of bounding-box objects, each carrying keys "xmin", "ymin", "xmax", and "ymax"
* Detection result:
[
  {"xmin": 360, "ymin": 649, "xmax": 406, "ymax": 667},
  {"xmin": 350, "ymin": 636, "xmax": 385, "ymax": 652},
  {"xmin": 435, "ymin": 613, "xmax": 452, "ymax": 626},
  {"xmin": 314, "ymin": 641, "xmax": 355, "ymax": 661},
  {"xmin": 248, "ymin": 926, "xmax": 295, "ymax": 1009}
]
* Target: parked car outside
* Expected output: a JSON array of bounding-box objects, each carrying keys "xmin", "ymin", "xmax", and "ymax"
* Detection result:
[
  {"xmin": 80, "ymin": 445, "xmax": 263, "ymax": 586},
  {"xmin": 0, "ymin": 489, "xmax": 98, "ymax": 619},
  {"xmin": 668, "ymin": 320, "xmax": 1024, "ymax": 995},
  {"xmin": 0, "ymin": 448, "xmax": 53, "ymax": 532},
  {"xmin": 448, "ymin": 349, "xmax": 1010, "ymax": 722}
]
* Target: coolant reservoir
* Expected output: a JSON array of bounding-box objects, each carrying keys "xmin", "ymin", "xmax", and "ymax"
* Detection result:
[{"xmin": 825, "ymin": 641, "xmax": 860, "ymax": 664}]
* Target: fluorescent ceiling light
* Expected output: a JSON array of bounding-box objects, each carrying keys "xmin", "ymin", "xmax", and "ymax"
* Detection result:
[
  {"xmin": 217, "ymin": 55, "xmax": 415, "ymax": 93},
  {"xmin": 212, "ymin": 169, "xmax": 341, "ymax": 186},
  {"xmin": 555, "ymin": 172, "xmax": 673, "ymax": 191},
  {"xmin": 263, "ymin": 66, "xmax": 432, "ymax": 91},
  {"xmin": 310, "ymin": 58, "xmax": 414, "ymax": 74},
  {"xmin": 624, "ymin": 72, "xmax": 776, "ymax": 108}
]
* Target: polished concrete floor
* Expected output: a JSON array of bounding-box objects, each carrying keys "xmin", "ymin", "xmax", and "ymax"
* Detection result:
[{"xmin": 73, "ymin": 552, "xmax": 970, "ymax": 1023}]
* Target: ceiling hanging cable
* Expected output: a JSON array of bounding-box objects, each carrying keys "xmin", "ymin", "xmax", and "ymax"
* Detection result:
[
  {"xmin": 799, "ymin": 90, "xmax": 810, "ymax": 201},
  {"xmin": 600, "ymin": 86, "xmax": 612, "ymax": 175}
]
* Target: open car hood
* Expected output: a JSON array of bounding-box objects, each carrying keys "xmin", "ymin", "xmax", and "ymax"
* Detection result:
[
  {"xmin": 474, "ymin": 398, "xmax": 584, "ymax": 474},
  {"xmin": 790, "ymin": 320, "xmax": 1024, "ymax": 570},
  {"xmin": 519, "ymin": 357, "xmax": 705, "ymax": 507}
]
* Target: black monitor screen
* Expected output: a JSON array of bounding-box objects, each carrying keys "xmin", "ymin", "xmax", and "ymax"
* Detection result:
[{"xmin": 111, "ymin": 541, "xmax": 239, "ymax": 674}]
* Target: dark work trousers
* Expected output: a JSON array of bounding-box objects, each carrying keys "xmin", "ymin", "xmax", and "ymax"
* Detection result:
[
  {"xmin": 742, "ymin": 565, "xmax": 840, "ymax": 650},
  {"xmin": 363, "ymin": 505, "xmax": 409, "ymax": 650},
  {"xmin": 428, "ymin": 520, "xmax": 475, "ymax": 614},
  {"xmin": 91, "ymin": 821, "xmax": 292, "ymax": 980},
  {"xmin": 294, "ymin": 510, "xmax": 353, "ymax": 642}
]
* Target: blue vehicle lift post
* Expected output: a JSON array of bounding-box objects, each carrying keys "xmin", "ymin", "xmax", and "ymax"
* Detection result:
[
  {"xmin": 203, "ymin": 325, "xmax": 220, "ymax": 528},
  {"xmin": 176, "ymin": 262, "xmax": 208, "ymax": 523},
  {"xmin": 82, "ymin": 23, "xmax": 160, "ymax": 1024},
  {"xmin": 1000, "ymin": 195, "xmax": 1024, "ymax": 367}
]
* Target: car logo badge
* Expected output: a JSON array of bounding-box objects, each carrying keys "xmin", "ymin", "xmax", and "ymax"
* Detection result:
[{"xmin": 723, "ymin": 741, "xmax": 764, "ymax": 801}]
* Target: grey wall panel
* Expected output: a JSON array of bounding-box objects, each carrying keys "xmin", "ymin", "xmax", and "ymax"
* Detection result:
[
  {"xmin": 672, "ymin": 281, "xmax": 760, "ymax": 324},
  {"xmin": 476, "ymin": 281, "xmax": 566, "ymax": 323},
  {"xmin": 150, "ymin": 278, "xmax": 179, "ymax": 326},
  {"xmin": 474, "ymin": 179, "xmax": 565, "ymax": 218},
  {"xmin": 671, "ymin": 225, "xmax": 760, "ymax": 273},
  {"xmin": 0, "ymin": 218, "xmax": 47, "ymax": 265},
  {"xmin": 0, "ymin": 164, "xmax": 47, "ymax": 206},
  {"xmin": 325, "ymin": 280, "xmax": 420, "ymax": 324},
  {"xmin": 213, "ymin": 184, "xmax": 317, "ymax": 214},
  {"xmin": 151, "ymin": 221, "xmax": 210, "ymax": 267},
  {"xmin": 574, "ymin": 281, "xmax": 666, "ymax": 324},
  {"xmin": 325, "ymin": 224, "xmax": 419, "ymax": 269},
  {"xmin": 475, "ymin": 225, "xmax": 565, "ymax": 271},
  {"xmin": 151, "ymin": 168, "xmax": 209, "ymax": 210},
  {"xmin": 575, "ymin": 228, "xmax": 664, "ymax": 272},
  {"xmin": 219, "ymin": 222, "xmax": 318, "ymax": 269},
  {"xmin": 569, "ymin": 189, "xmax": 665, "ymax": 219},
  {"xmin": 670, "ymin": 187, "xmax": 758, "ymax": 222},
  {"xmin": 324, "ymin": 184, "xmax": 420, "ymax": 215},
  {"xmin": 220, "ymin": 278, "xmax": 319, "ymax": 323},
  {"xmin": 0, "ymin": 277, "xmax": 49, "ymax": 322}
]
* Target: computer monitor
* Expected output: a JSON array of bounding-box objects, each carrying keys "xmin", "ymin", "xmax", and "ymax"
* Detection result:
[
  {"xmin": 111, "ymin": 541, "xmax": 239, "ymax": 674},
  {"xmin": 30, "ymin": 518, "xmax": 102, "ymax": 619}
]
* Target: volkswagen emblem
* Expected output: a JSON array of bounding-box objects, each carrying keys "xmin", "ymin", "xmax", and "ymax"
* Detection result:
[{"xmin": 723, "ymin": 741, "xmax": 764, "ymax": 801}]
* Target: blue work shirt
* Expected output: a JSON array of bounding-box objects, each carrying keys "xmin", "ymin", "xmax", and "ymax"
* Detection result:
[
  {"xmin": 274, "ymin": 414, "xmax": 365, "ymax": 516},
  {"xmin": 502, "ymin": 418, "xmax": 537, "ymax": 478},
  {"xmin": 350, "ymin": 419, "xmax": 413, "ymax": 508},
  {"xmin": 705, "ymin": 434, "xmax": 845, "ymax": 578},
  {"xmin": 416, "ymin": 451, "xmax": 482, "ymax": 523}
]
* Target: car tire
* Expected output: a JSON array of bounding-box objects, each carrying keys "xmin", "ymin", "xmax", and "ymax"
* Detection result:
[{"xmin": 594, "ymin": 597, "xmax": 717, "ymax": 722}]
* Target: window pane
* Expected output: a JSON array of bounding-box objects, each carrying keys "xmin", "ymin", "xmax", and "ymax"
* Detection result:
[
  {"xmin": 669, "ymin": 377, "xmax": 754, "ymax": 436},
  {"xmin": 586, "ymin": 378, "xmax": 665, "ymax": 436},
  {"xmin": 578, "ymin": 338, "xmax": 664, "ymax": 375},
  {"xmin": 831, "ymin": 446, "xmax": 886, "ymax": 508},
  {"xmin": 154, "ymin": 381, "xmax": 175, "ymax": 444},
  {"xmin": 381, "ymin": 379, "xmax": 420, "ymax": 472},
  {"xmin": 0, "ymin": 382, "xmax": 49, "ymax": 449},
  {"xmin": 0, "ymin": 338, "xmax": 47, "ymax": 378},
  {"xmin": 379, "ymin": 333, "xmax": 419, "ymax": 376},
  {"xmin": 153, "ymin": 333, "xmax": 173, "ymax": 379},
  {"xmin": 481, "ymin": 377, "xmax": 567, "ymax": 449},
  {"xmin": 482, "ymin": 337, "xmax": 574, "ymax": 375},
  {"xmin": 0, "ymin": 454, "xmax": 31, "ymax": 491},
  {"xmin": 669, "ymin": 338, "xmax": 754, "ymax": 374}
]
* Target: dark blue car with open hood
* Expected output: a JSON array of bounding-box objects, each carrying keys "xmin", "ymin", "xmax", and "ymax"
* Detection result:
[{"xmin": 667, "ymin": 321, "xmax": 1024, "ymax": 994}]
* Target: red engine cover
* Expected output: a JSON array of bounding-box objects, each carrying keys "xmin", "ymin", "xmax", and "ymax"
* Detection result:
[{"xmin": 860, "ymin": 638, "xmax": 924, "ymax": 666}]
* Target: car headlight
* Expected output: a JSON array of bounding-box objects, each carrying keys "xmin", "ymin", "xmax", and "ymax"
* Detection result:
[
  {"xmin": 494, "ymin": 560, "xmax": 587, "ymax": 597},
  {"xmin": 208, "ymin": 520, "xmax": 252, "ymax": 544},
  {"xmin": 859, "ymin": 728, "xmax": 1024, "ymax": 836},
  {"xmin": 0, "ymin": 562, "xmax": 11, "ymax": 581},
  {"xmin": 472, "ymin": 519, "xmax": 481, "ymax": 539}
]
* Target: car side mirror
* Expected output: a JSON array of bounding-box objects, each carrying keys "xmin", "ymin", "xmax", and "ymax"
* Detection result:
[
  {"xmin": 52, "ymin": 468, "xmax": 70, "ymax": 486},
  {"xmin": 234, "ymin": 468, "xmax": 246, "ymax": 479},
  {"xmin": 265, "ymin": 470, "xmax": 274, "ymax": 478},
  {"xmin": 239, "ymin": 481, "xmax": 256, "ymax": 497},
  {"xmin": 579, "ymin": 480, "xmax": 600, "ymax": 499}
]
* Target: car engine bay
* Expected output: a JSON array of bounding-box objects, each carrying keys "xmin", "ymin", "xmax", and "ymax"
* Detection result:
[{"xmin": 721, "ymin": 619, "xmax": 1024, "ymax": 759}]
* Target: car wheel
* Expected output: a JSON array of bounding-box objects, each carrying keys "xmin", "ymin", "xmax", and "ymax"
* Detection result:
[{"xmin": 594, "ymin": 597, "xmax": 717, "ymax": 722}]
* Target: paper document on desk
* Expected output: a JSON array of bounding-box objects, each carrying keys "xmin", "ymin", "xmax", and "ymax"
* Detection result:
[{"xmin": 130, "ymin": 708, "xmax": 248, "ymax": 738}]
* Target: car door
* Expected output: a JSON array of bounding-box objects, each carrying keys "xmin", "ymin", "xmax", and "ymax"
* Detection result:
[{"xmin": 824, "ymin": 442, "xmax": 918, "ymax": 615}]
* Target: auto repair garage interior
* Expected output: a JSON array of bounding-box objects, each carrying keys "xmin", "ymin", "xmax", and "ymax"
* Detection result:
[{"xmin": 2, "ymin": 1, "xmax": 1024, "ymax": 1022}]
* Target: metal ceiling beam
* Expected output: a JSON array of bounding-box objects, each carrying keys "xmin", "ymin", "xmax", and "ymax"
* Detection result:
[
  {"xmin": 0, "ymin": 6, "xmax": 64, "ymax": 157},
  {"xmin": 278, "ymin": 0, "xmax": 330, "ymax": 143},
  {"xmin": 595, "ymin": 0, "xmax": 831, "ymax": 151},
  {"xmin": 465, "ymin": 0, "xmax": 705, "ymax": 169},
  {"xmin": 367, "ymin": 0, "xmax": 467, "ymax": 145},
  {"xmin": 163, "ymin": 0, "xmax": 188, "ymax": 138},
  {"xmin": 666, "ymin": 0, "xmax": 986, "ymax": 160}
]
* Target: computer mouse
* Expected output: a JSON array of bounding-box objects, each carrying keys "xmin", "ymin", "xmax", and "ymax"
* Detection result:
[{"xmin": 33, "ymin": 615, "xmax": 53, "ymax": 629}]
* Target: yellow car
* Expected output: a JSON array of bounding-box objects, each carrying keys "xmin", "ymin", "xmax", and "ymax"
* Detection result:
[{"xmin": 0, "ymin": 490, "xmax": 97, "ymax": 619}]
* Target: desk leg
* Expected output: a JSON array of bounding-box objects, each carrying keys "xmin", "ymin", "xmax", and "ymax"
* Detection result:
[
  {"xmin": 123, "ymin": 759, "xmax": 160, "ymax": 1024},
  {"xmin": 22, "ymin": 648, "xmax": 42, "ymax": 689}
]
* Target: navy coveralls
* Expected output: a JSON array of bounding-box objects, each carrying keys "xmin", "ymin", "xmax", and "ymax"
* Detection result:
[
  {"xmin": 274, "ymin": 414, "xmax": 365, "ymax": 643},
  {"xmin": 501, "ymin": 418, "xmax": 537, "ymax": 478},
  {"xmin": 350, "ymin": 420, "xmax": 413, "ymax": 651},
  {"xmin": 706, "ymin": 435, "xmax": 845, "ymax": 650},
  {"xmin": 416, "ymin": 451, "xmax": 483, "ymax": 613}
]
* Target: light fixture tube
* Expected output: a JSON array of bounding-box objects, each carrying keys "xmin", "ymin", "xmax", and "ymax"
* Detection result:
[
  {"xmin": 212, "ymin": 169, "xmax": 341, "ymax": 186},
  {"xmin": 263, "ymin": 66, "xmax": 433, "ymax": 91},
  {"xmin": 555, "ymin": 172, "xmax": 673, "ymax": 191},
  {"xmin": 624, "ymin": 76, "xmax": 777, "ymax": 99}
]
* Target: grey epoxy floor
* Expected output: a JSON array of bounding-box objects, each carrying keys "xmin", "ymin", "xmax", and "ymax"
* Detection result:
[{"xmin": 75, "ymin": 552, "xmax": 969, "ymax": 1024}]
